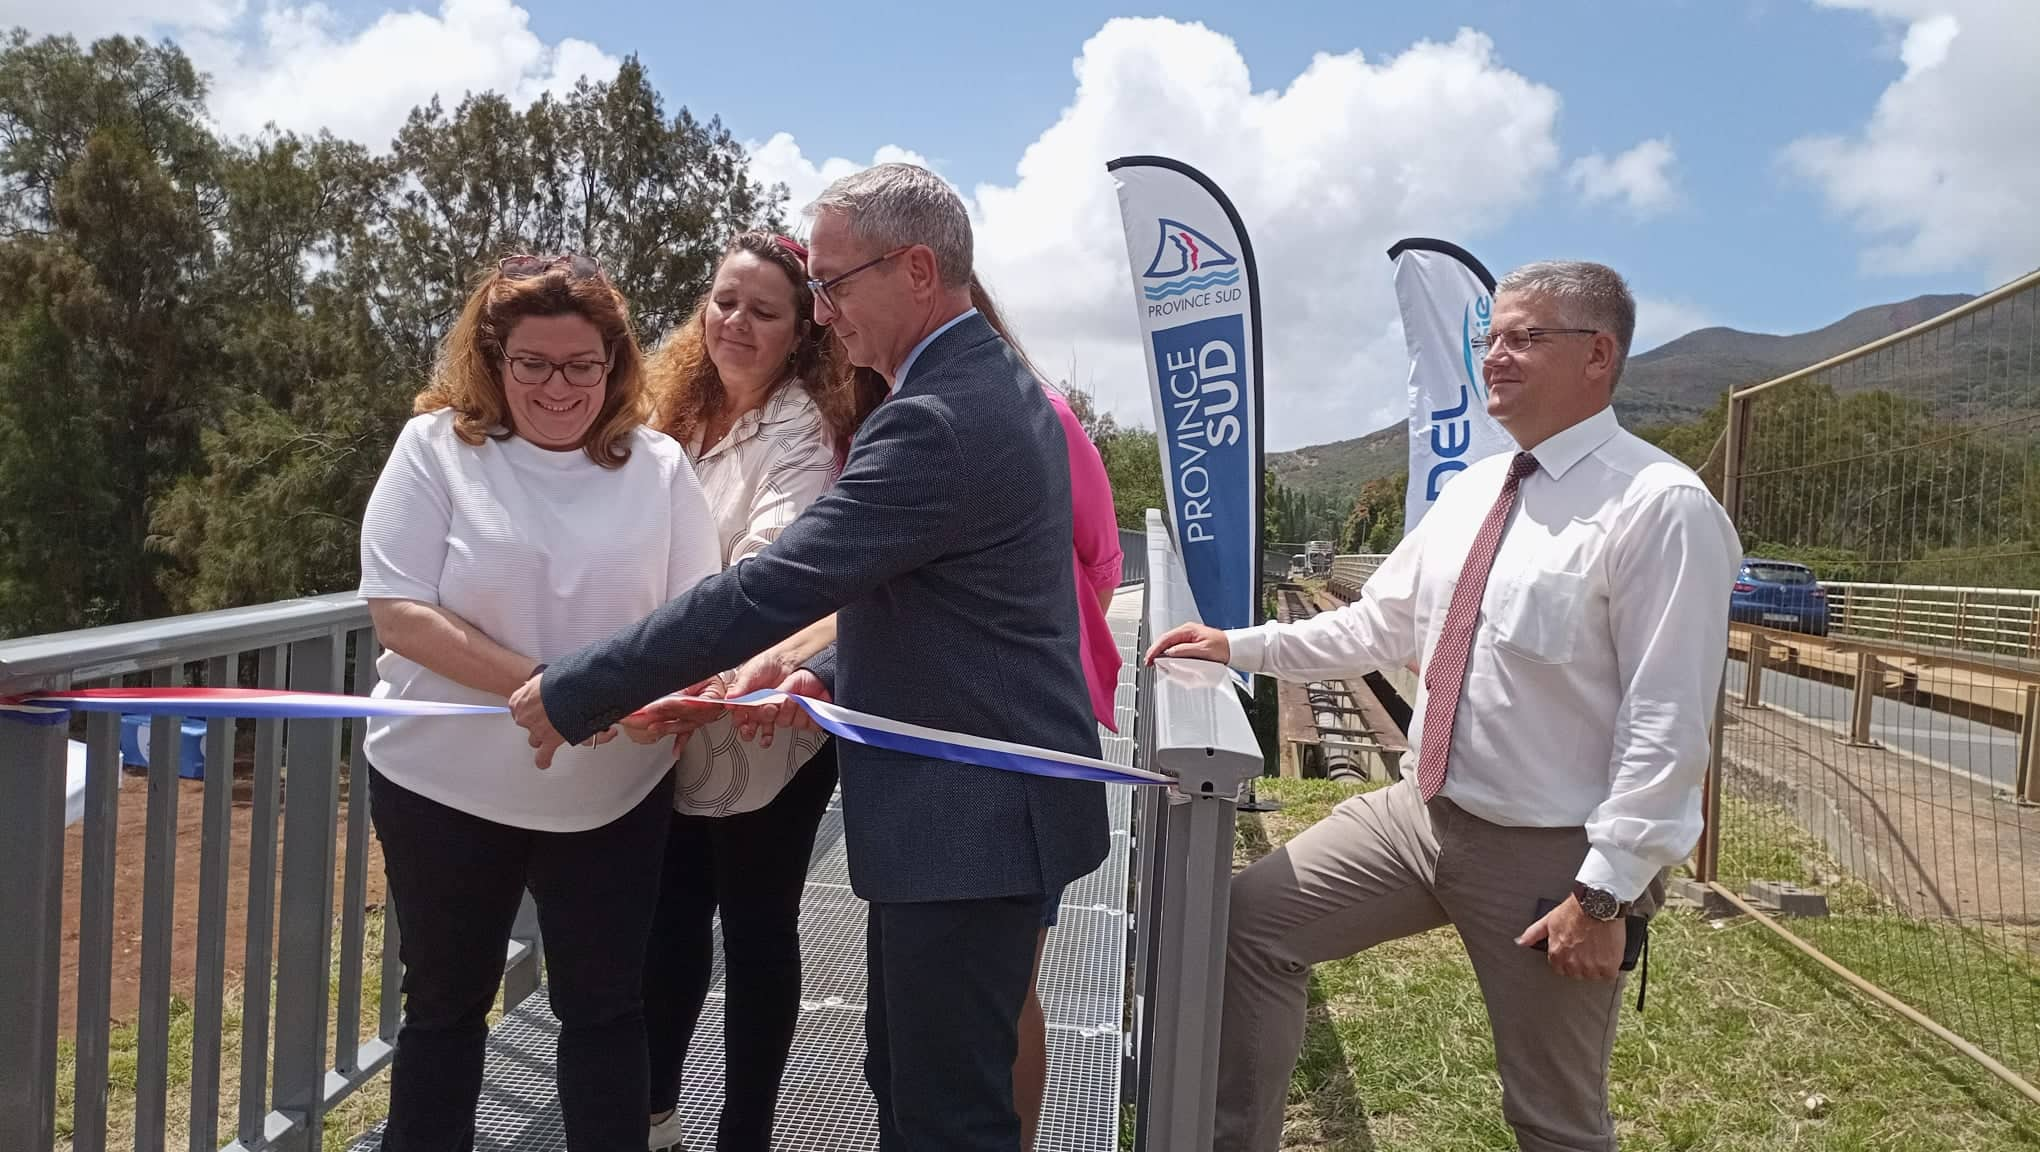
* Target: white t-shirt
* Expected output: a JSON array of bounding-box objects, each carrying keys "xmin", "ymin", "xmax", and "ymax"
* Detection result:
[{"xmin": 357, "ymin": 409, "xmax": 721, "ymax": 832}]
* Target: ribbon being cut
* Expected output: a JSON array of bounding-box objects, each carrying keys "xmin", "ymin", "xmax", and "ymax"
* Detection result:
[{"xmin": 1, "ymin": 686, "xmax": 1173, "ymax": 788}]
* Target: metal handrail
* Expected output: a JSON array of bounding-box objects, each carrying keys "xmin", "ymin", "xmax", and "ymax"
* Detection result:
[
  {"xmin": 1331, "ymin": 556, "xmax": 2040, "ymax": 659},
  {"xmin": 0, "ymin": 600, "xmax": 543, "ymax": 1152},
  {"xmin": 1119, "ymin": 526, "xmax": 1149, "ymax": 587},
  {"xmin": 1126, "ymin": 509, "xmax": 1264, "ymax": 1152},
  {"xmin": 1732, "ymin": 266, "xmax": 2040, "ymax": 399},
  {"xmin": 5, "ymin": 518, "xmax": 1249, "ymax": 1152},
  {"xmin": 0, "ymin": 593, "xmax": 367, "ymax": 688}
]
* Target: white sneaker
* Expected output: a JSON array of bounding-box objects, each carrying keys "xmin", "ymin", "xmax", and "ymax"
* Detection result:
[{"xmin": 648, "ymin": 1109, "xmax": 686, "ymax": 1151}]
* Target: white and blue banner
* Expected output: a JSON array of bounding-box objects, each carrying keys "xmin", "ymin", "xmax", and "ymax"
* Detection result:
[
  {"xmin": 1108, "ymin": 157, "xmax": 1264, "ymax": 661},
  {"xmin": 1388, "ymin": 238, "xmax": 1514, "ymax": 537}
]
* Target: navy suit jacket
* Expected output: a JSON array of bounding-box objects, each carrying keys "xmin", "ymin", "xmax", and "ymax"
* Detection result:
[{"xmin": 542, "ymin": 312, "xmax": 1110, "ymax": 904}]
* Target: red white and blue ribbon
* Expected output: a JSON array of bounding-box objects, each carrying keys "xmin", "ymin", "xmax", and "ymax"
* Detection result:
[
  {"xmin": 650, "ymin": 690, "xmax": 1170, "ymax": 787},
  {"xmin": 3, "ymin": 686, "xmax": 1171, "ymax": 788},
  {"xmin": 0, "ymin": 687, "xmax": 506, "ymax": 725}
]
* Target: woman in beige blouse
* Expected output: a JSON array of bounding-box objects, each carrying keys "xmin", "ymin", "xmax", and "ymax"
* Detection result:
[{"xmin": 637, "ymin": 230, "xmax": 884, "ymax": 1152}]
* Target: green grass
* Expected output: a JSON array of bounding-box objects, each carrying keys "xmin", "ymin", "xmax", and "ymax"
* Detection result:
[
  {"xmin": 1711, "ymin": 796, "xmax": 2040, "ymax": 1090},
  {"xmin": 56, "ymin": 909, "xmax": 405, "ymax": 1152},
  {"xmin": 1239, "ymin": 776, "xmax": 2040, "ymax": 1151},
  {"xmin": 58, "ymin": 775, "xmax": 2040, "ymax": 1151}
]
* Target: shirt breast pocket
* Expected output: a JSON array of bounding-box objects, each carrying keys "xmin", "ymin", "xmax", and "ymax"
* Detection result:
[{"xmin": 1487, "ymin": 570, "xmax": 1586, "ymax": 665}]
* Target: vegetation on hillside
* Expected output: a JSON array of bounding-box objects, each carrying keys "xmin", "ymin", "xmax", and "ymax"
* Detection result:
[{"xmin": 0, "ymin": 32, "xmax": 774, "ymax": 639}]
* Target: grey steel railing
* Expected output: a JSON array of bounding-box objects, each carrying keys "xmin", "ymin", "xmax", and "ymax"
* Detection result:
[
  {"xmin": 1125, "ymin": 509, "xmax": 1265, "ymax": 1151},
  {"xmin": 4, "ymin": 518, "xmax": 1249, "ymax": 1152},
  {"xmin": 1118, "ymin": 526, "xmax": 1148, "ymax": 587},
  {"xmin": 0, "ymin": 595, "xmax": 542, "ymax": 1152}
]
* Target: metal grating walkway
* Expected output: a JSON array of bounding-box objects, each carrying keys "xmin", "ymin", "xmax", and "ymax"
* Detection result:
[{"xmin": 350, "ymin": 588, "xmax": 1144, "ymax": 1151}]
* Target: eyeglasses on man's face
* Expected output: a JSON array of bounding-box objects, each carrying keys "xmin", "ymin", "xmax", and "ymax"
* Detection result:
[
  {"xmin": 1473, "ymin": 327, "xmax": 1600, "ymax": 357},
  {"xmin": 505, "ymin": 354, "xmax": 609, "ymax": 388},
  {"xmin": 806, "ymin": 246, "xmax": 910, "ymax": 313}
]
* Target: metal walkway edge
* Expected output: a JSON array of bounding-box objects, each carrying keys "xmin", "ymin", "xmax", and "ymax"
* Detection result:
[{"xmin": 349, "ymin": 588, "xmax": 1144, "ymax": 1151}]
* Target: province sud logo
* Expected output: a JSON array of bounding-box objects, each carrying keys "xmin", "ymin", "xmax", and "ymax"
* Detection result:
[{"xmin": 1140, "ymin": 219, "xmax": 1240, "ymax": 302}]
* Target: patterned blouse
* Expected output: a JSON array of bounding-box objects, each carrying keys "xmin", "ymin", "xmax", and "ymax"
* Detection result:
[{"xmin": 672, "ymin": 382, "xmax": 836, "ymax": 816}]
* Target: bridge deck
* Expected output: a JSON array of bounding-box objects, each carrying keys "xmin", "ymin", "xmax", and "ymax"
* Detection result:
[{"xmin": 349, "ymin": 588, "xmax": 1144, "ymax": 1151}]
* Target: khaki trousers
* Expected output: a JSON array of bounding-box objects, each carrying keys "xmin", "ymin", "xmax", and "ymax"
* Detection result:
[{"xmin": 1215, "ymin": 777, "xmax": 1658, "ymax": 1152}]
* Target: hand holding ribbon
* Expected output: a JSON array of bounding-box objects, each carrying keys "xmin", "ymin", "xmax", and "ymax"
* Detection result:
[
  {"xmin": 620, "ymin": 675, "xmax": 726, "ymax": 745},
  {"xmin": 508, "ymin": 673, "xmax": 567, "ymax": 769}
]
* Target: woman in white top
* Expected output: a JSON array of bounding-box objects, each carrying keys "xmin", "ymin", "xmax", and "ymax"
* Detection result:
[
  {"xmin": 634, "ymin": 231, "xmax": 885, "ymax": 1152},
  {"xmin": 357, "ymin": 253, "xmax": 721, "ymax": 1152}
]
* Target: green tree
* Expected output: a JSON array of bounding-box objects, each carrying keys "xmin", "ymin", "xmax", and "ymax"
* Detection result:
[
  {"xmin": 1097, "ymin": 427, "xmax": 1164, "ymax": 532},
  {"xmin": 0, "ymin": 34, "xmax": 222, "ymax": 633},
  {"xmin": 153, "ymin": 56, "xmax": 775, "ymax": 612}
]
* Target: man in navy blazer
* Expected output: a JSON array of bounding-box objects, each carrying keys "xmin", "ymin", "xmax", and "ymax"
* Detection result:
[{"xmin": 510, "ymin": 162, "xmax": 1109, "ymax": 1151}]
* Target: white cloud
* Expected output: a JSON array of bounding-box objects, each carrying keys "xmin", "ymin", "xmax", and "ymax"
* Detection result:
[
  {"xmin": 0, "ymin": 0, "xmax": 618, "ymax": 148},
  {"xmin": 747, "ymin": 133, "xmax": 934, "ymax": 222},
  {"xmin": 1632, "ymin": 295, "xmax": 1715, "ymax": 354},
  {"xmin": 765, "ymin": 20, "xmax": 1562, "ymax": 449},
  {"xmin": 1786, "ymin": 0, "xmax": 2040, "ymax": 283},
  {"xmin": 1567, "ymin": 137, "xmax": 1679, "ymax": 219},
  {"xmin": 202, "ymin": 0, "xmax": 618, "ymax": 144},
  {"xmin": 0, "ymin": 0, "xmax": 240, "ymax": 43},
  {"xmin": 1898, "ymin": 12, "xmax": 1960, "ymax": 75}
]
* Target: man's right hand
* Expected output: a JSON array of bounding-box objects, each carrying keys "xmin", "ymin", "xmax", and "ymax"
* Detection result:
[{"xmin": 1144, "ymin": 622, "xmax": 1230, "ymax": 666}]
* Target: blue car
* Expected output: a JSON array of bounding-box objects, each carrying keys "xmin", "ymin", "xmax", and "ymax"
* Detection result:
[{"xmin": 1730, "ymin": 558, "xmax": 1830, "ymax": 636}]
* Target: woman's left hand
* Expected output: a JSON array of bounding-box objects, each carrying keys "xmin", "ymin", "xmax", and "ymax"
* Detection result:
[{"xmin": 620, "ymin": 675, "xmax": 727, "ymax": 741}]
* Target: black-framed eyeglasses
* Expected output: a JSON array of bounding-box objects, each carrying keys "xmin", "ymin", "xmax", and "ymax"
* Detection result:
[
  {"xmin": 1472, "ymin": 327, "xmax": 1600, "ymax": 355},
  {"xmin": 499, "ymin": 252, "xmax": 604, "ymax": 282},
  {"xmin": 506, "ymin": 354, "xmax": 609, "ymax": 388},
  {"xmin": 806, "ymin": 247, "xmax": 909, "ymax": 311}
]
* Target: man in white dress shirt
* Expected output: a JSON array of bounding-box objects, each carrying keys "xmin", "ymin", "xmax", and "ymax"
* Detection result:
[{"xmin": 1147, "ymin": 261, "xmax": 1740, "ymax": 1152}]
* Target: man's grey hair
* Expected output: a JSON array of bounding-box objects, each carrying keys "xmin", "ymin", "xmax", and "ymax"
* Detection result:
[
  {"xmin": 804, "ymin": 162, "xmax": 973, "ymax": 289},
  {"xmin": 1495, "ymin": 261, "xmax": 1637, "ymax": 388}
]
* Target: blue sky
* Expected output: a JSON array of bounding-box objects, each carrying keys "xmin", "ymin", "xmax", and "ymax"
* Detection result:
[
  {"xmin": 13, "ymin": 0, "xmax": 2036, "ymax": 447},
  {"xmin": 503, "ymin": 0, "xmax": 1972, "ymax": 335}
]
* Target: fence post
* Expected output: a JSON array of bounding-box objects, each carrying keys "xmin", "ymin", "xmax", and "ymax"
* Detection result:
[
  {"xmin": 1703, "ymin": 394, "xmax": 1750, "ymax": 888},
  {"xmin": 274, "ymin": 631, "xmax": 345, "ymax": 1152},
  {"xmin": 1700, "ymin": 652, "xmax": 1729, "ymax": 883},
  {"xmin": 2019, "ymin": 686, "xmax": 2040, "ymax": 807},
  {"xmin": 1721, "ymin": 391, "xmax": 1749, "ymax": 524},
  {"xmin": 1846, "ymin": 652, "xmax": 1882, "ymax": 747},
  {"xmin": 0, "ymin": 718, "xmax": 67, "ymax": 1152},
  {"xmin": 1742, "ymin": 633, "xmax": 1767, "ymax": 709}
]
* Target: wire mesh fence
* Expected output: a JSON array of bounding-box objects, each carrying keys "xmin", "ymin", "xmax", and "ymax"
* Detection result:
[{"xmin": 1708, "ymin": 268, "xmax": 2040, "ymax": 1094}]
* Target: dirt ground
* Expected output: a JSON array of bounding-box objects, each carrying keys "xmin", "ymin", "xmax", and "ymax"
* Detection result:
[{"xmin": 58, "ymin": 764, "xmax": 385, "ymax": 1036}]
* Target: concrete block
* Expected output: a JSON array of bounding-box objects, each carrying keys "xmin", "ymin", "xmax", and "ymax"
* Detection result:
[
  {"xmin": 1747, "ymin": 879, "xmax": 1830, "ymax": 918},
  {"xmin": 1668, "ymin": 878, "xmax": 1739, "ymax": 918}
]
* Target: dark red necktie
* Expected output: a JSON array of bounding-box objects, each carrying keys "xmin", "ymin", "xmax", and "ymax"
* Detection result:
[{"xmin": 1415, "ymin": 451, "xmax": 1539, "ymax": 801}]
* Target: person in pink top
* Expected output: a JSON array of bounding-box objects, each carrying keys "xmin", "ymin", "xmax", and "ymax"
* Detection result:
[
  {"xmin": 1044, "ymin": 384, "xmax": 1126, "ymax": 729},
  {"xmin": 968, "ymin": 278, "xmax": 1122, "ymax": 1149}
]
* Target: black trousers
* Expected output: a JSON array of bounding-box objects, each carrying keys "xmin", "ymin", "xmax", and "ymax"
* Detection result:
[
  {"xmin": 370, "ymin": 765, "xmax": 673, "ymax": 1152},
  {"xmin": 864, "ymin": 893, "xmax": 1044, "ymax": 1152},
  {"xmin": 644, "ymin": 741, "xmax": 839, "ymax": 1151}
]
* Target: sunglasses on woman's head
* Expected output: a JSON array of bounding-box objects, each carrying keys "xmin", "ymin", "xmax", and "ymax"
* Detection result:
[{"xmin": 498, "ymin": 253, "xmax": 604, "ymax": 281}]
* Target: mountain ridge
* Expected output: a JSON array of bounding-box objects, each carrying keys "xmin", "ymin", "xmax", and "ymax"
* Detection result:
[{"xmin": 1267, "ymin": 291, "xmax": 1982, "ymax": 502}]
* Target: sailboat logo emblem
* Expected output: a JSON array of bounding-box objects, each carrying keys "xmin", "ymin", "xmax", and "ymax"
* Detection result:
[{"xmin": 1141, "ymin": 219, "xmax": 1240, "ymax": 302}]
